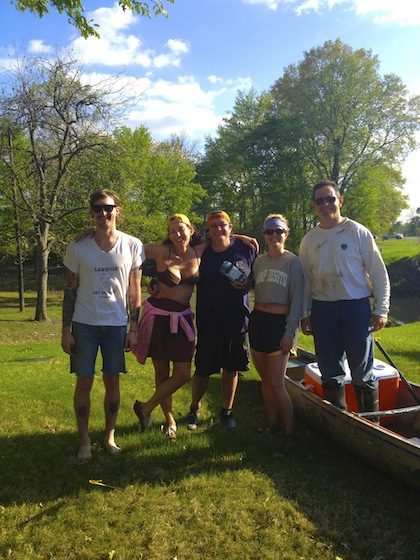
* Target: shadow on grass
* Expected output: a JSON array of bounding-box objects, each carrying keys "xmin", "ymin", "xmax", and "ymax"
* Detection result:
[{"xmin": 1, "ymin": 375, "xmax": 419, "ymax": 558}]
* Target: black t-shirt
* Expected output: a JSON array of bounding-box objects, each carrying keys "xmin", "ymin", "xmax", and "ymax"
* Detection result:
[{"xmin": 196, "ymin": 239, "xmax": 257, "ymax": 336}]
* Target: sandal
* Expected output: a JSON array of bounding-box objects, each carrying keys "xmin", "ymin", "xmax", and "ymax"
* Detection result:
[{"xmin": 165, "ymin": 425, "xmax": 177, "ymax": 441}]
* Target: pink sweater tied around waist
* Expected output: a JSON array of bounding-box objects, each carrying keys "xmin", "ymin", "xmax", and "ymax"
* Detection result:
[{"xmin": 131, "ymin": 299, "xmax": 195, "ymax": 364}]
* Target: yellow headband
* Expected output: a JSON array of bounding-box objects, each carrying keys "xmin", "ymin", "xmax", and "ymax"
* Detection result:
[
  {"xmin": 167, "ymin": 213, "xmax": 191, "ymax": 228},
  {"xmin": 207, "ymin": 211, "xmax": 231, "ymax": 225}
]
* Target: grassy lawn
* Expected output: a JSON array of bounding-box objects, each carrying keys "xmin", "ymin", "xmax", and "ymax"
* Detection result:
[
  {"xmin": 376, "ymin": 236, "xmax": 420, "ymax": 263},
  {"xmin": 0, "ymin": 291, "xmax": 420, "ymax": 559}
]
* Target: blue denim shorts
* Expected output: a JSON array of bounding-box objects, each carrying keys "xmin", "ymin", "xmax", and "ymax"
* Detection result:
[{"xmin": 70, "ymin": 322, "xmax": 127, "ymax": 378}]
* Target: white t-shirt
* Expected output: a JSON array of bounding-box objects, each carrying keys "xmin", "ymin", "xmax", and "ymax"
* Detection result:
[
  {"xmin": 64, "ymin": 232, "xmax": 145, "ymax": 326},
  {"xmin": 299, "ymin": 219, "xmax": 390, "ymax": 318}
]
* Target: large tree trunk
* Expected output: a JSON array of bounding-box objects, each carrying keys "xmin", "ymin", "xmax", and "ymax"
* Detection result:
[{"xmin": 34, "ymin": 231, "xmax": 50, "ymax": 322}]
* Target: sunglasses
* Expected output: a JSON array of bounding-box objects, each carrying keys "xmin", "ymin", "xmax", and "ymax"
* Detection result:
[
  {"xmin": 314, "ymin": 196, "xmax": 336, "ymax": 206},
  {"xmin": 263, "ymin": 228, "xmax": 286, "ymax": 236},
  {"xmin": 91, "ymin": 204, "xmax": 116, "ymax": 213}
]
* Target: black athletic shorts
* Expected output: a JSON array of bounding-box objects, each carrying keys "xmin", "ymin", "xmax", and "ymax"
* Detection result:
[
  {"xmin": 194, "ymin": 331, "xmax": 250, "ymax": 377},
  {"xmin": 248, "ymin": 309, "xmax": 287, "ymax": 354}
]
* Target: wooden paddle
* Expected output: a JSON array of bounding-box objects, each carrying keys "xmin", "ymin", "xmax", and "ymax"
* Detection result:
[{"xmin": 374, "ymin": 339, "xmax": 420, "ymax": 405}]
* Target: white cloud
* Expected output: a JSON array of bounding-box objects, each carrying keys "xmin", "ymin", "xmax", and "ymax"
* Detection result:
[
  {"xmin": 208, "ymin": 75, "xmax": 224, "ymax": 84},
  {"xmin": 288, "ymin": 0, "xmax": 420, "ymax": 25},
  {"xmin": 28, "ymin": 40, "xmax": 53, "ymax": 54},
  {"xmin": 352, "ymin": 0, "xmax": 420, "ymax": 26},
  {"xmin": 166, "ymin": 39, "xmax": 189, "ymax": 55},
  {"xmin": 70, "ymin": 3, "xmax": 189, "ymax": 68},
  {"xmin": 147, "ymin": 39, "xmax": 189, "ymax": 69},
  {"xmin": 124, "ymin": 75, "xmax": 252, "ymax": 140},
  {"xmin": 0, "ymin": 2, "xmax": 248, "ymax": 144},
  {"xmin": 242, "ymin": 0, "xmax": 279, "ymax": 10}
]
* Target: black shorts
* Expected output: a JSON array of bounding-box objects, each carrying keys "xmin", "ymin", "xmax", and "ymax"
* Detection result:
[
  {"xmin": 194, "ymin": 332, "xmax": 250, "ymax": 377},
  {"xmin": 147, "ymin": 298, "xmax": 195, "ymax": 363},
  {"xmin": 248, "ymin": 310, "xmax": 287, "ymax": 354}
]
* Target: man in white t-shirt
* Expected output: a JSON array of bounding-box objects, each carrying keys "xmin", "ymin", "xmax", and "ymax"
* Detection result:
[
  {"xmin": 299, "ymin": 180, "xmax": 390, "ymax": 417},
  {"xmin": 61, "ymin": 189, "xmax": 145, "ymax": 460}
]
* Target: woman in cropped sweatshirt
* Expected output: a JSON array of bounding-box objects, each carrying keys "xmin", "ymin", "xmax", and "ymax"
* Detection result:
[{"xmin": 249, "ymin": 214, "xmax": 304, "ymax": 444}]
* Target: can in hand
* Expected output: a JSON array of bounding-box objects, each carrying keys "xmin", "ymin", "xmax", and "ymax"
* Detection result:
[{"xmin": 219, "ymin": 260, "xmax": 246, "ymax": 284}]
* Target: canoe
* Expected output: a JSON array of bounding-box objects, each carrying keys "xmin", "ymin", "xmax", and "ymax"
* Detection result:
[{"xmin": 286, "ymin": 348, "xmax": 420, "ymax": 490}]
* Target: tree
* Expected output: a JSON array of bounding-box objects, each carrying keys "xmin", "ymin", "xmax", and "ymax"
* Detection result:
[
  {"xmin": 11, "ymin": 0, "xmax": 174, "ymax": 38},
  {"xmin": 271, "ymin": 39, "xmax": 420, "ymax": 223},
  {"xmin": 195, "ymin": 89, "xmax": 278, "ymax": 232},
  {"xmin": 0, "ymin": 125, "xmax": 29, "ymax": 310},
  {"xmin": 108, "ymin": 126, "xmax": 205, "ymax": 241},
  {"xmin": 194, "ymin": 88, "xmax": 309, "ymax": 250},
  {"xmin": 343, "ymin": 162, "xmax": 408, "ymax": 235},
  {"xmin": 0, "ymin": 51, "xmax": 133, "ymax": 320},
  {"xmin": 197, "ymin": 42, "xmax": 419, "ymax": 244},
  {"xmin": 404, "ymin": 207, "xmax": 420, "ymax": 238}
]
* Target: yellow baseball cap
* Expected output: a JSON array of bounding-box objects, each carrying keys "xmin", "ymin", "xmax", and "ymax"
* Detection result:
[
  {"xmin": 206, "ymin": 211, "xmax": 231, "ymax": 225},
  {"xmin": 167, "ymin": 213, "xmax": 192, "ymax": 228}
]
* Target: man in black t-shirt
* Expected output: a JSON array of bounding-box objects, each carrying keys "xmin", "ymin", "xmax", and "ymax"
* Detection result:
[{"xmin": 186, "ymin": 211, "xmax": 256, "ymax": 430}]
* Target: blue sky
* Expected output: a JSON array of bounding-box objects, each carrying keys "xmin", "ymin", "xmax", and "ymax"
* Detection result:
[{"xmin": 1, "ymin": 0, "xmax": 419, "ymax": 219}]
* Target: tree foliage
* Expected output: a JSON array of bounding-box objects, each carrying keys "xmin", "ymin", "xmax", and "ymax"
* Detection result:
[
  {"xmin": 0, "ymin": 51, "xmax": 132, "ymax": 320},
  {"xmin": 271, "ymin": 39, "xmax": 420, "ymax": 195},
  {"xmin": 11, "ymin": 0, "xmax": 174, "ymax": 38},
  {"xmin": 109, "ymin": 126, "xmax": 205, "ymax": 242},
  {"xmin": 198, "ymin": 40, "xmax": 419, "ymax": 245},
  {"xmin": 0, "ymin": 48, "xmax": 205, "ymax": 319},
  {"xmin": 194, "ymin": 89, "xmax": 294, "ymax": 239}
]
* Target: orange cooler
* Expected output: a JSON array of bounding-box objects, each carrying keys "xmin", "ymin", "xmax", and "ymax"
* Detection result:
[{"xmin": 304, "ymin": 359, "xmax": 400, "ymax": 414}]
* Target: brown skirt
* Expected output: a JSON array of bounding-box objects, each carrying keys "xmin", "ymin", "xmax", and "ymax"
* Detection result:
[{"xmin": 146, "ymin": 297, "xmax": 195, "ymax": 362}]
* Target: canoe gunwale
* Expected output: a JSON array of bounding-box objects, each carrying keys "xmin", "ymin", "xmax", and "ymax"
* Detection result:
[
  {"xmin": 286, "ymin": 348, "xmax": 420, "ymax": 490},
  {"xmin": 357, "ymin": 404, "xmax": 420, "ymax": 418}
]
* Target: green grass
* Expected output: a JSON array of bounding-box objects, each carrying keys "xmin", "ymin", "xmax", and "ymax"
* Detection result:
[
  {"xmin": 1, "ymin": 292, "xmax": 420, "ymax": 559},
  {"xmin": 377, "ymin": 236, "xmax": 420, "ymax": 264}
]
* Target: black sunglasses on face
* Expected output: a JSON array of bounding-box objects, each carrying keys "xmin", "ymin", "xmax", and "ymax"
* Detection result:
[
  {"xmin": 263, "ymin": 228, "xmax": 286, "ymax": 236},
  {"xmin": 91, "ymin": 204, "xmax": 116, "ymax": 213},
  {"xmin": 314, "ymin": 196, "xmax": 336, "ymax": 206}
]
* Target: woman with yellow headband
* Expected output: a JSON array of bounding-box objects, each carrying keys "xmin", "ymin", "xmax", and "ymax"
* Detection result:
[{"xmin": 132, "ymin": 213, "xmax": 208, "ymax": 441}]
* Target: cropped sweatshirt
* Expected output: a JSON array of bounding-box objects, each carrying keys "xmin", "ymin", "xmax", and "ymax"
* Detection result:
[{"xmin": 252, "ymin": 250, "xmax": 304, "ymax": 338}]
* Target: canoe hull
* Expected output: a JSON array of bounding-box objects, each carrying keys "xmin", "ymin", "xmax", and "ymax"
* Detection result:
[{"xmin": 286, "ymin": 351, "xmax": 420, "ymax": 490}]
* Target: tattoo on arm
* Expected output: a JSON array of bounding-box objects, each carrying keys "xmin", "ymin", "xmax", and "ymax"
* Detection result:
[
  {"xmin": 130, "ymin": 304, "xmax": 140, "ymax": 324},
  {"xmin": 132, "ymin": 267, "xmax": 142, "ymax": 280},
  {"xmin": 62, "ymin": 270, "xmax": 79, "ymax": 328},
  {"xmin": 129, "ymin": 268, "xmax": 142, "ymax": 324},
  {"xmin": 129, "ymin": 289, "xmax": 140, "ymax": 323}
]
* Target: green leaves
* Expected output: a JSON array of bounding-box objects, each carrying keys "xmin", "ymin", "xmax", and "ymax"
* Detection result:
[
  {"xmin": 197, "ymin": 39, "xmax": 420, "ymax": 243},
  {"xmin": 12, "ymin": 1, "xmax": 174, "ymax": 38}
]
